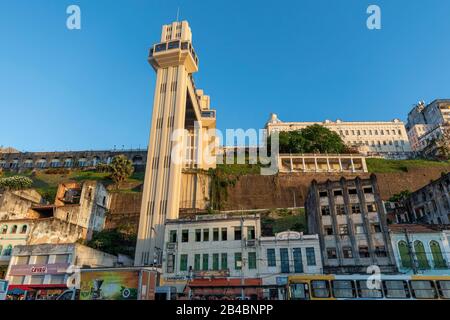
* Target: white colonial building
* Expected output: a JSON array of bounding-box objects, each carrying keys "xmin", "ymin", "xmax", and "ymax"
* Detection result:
[
  {"xmin": 265, "ymin": 114, "xmax": 412, "ymax": 158},
  {"xmin": 259, "ymin": 231, "xmax": 322, "ymax": 299},
  {"xmin": 389, "ymin": 224, "xmax": 450, "ymax": 275}
]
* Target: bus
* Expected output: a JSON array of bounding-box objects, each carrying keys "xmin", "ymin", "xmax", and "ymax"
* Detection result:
[{"xmin": 287, "ymin": 274, "xmax": 450, "ymax": 300}]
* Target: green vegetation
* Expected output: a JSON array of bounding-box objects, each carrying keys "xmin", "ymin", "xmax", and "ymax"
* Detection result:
[
  {"xmin": 274, "ymin": 124, "xmax": 349, "ymax": 154},
  {"xmin": 1, "ymin": 167, "xmax": 145, "ymax": 202},
  {"xmin": 367, "ymin": 158, "xmax": 450, "ymax": 173},
  {"xmin": 0, "ymin": 176, "xmax": 33, "ymax": 191},
  {"xmin": 261, "ymin": 208, "xmax": 306, "ymax": 236},
  {"xmin": 389, "ymin": 190, "xmax": 412, "ymax": 203},
  {"xmin": 108, "ymin": 155, "xmax": 135, "ymax": 184},
  {"xmin": 86, "ymin": 224, "xmax": 137, "ymax": 258}
]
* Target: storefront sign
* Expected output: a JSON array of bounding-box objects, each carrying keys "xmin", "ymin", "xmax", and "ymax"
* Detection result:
[{"xmin": 9, "ymin": 263, "xmax": 70, "ymax": 276}]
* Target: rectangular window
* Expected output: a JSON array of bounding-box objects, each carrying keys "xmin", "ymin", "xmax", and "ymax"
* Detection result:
[
  {"xmin": 202, "ymin": 254, "xmax": 209, "ymax": 271},
  {"xmin": 235, "ymin": 253, "xmax": 242, "ymax": 270},
  {"xmin": 267, "ymin": 249, "xmax": 276, "ymax": 267},
  {"xmin": 367, "ymin": 203, "xmax": 377, "ymax": 212},
  {"xmin": 221, "ymin": 228, "xmax": 227, "ymax": 241},
  {"xmin": 357, "ymin": 280, "xmax": 383, "ymax": 298},
  {"xmin": 16, "ymin": 256, "xmax": 30, "ymax": 265},
  {"xmin": 327, "ymin": 248, "xmax": 337, "ymax": 259},
  {"xmin": 355, "ymin": 224, "xmax": 365, "ymax": 234},
  {"xmin": 10, "ymin": 276, "xmax": 25, "ymax": 285},
  {"xmin": 372, "ymin": 224, "xmax": 382, "ymax": 233},
  {"xmin": 411, "ymin": 280, "xmax": 437, "ymax": 299},
  {"xmin": 194, "ymin": 254, "xmax": 201, "ymax": 271},
  {"xmin": 343, "ymin": 247, "xmax": 353, "ymax": 259},
  {"xmin": 180, "ymin": 254, "xmax": 188, "ymax": 271},
  {"xmin": 203, "ymin": 229, "xmax": 209, "ymax": 242},
  {"xmin": 383, "ymin": 280, "xmax": 409, "ymax": 299},
  {"xmin": 166, "ymin": 254, "xmax": 175, "ymax": 273},
  {"xmin": 375, "ymin": 246, "xmax": 387, "ymax": 257},
  {"xmin": 195, "ymin": 229, "xmax": 201, "ymax": 242},
  {"xmin": 280, "ymin": 248, "xmax": 290, "ymax": 273},
  {"xmin": 248, "ymin": 252, "xmax": 257, "ymax": 269},
  {"xmin": 348, "ymin": 188, "xmax": 357, "ymax": 195},
  {"xmin": 306, "ymin": 248, "xmax": 316, "ymax": 266},
  {"xmin": 54, "ymin": 254, "xmax": 70, "ymax": 264},
  {"xmin": 213, "ymin": 228, "xmax": 219, "ymax": 241},
  {"xmin": 321, "ymin": 206, "xmax": 331, "ymax": 216},
  {"xmin": 332, "ymin": 280, "xmax": 355, "ymax": 298},
  {"xmin": 363, "ymin": 187, "xmax": 373, "ymax": 194},
  {"xmin": 182, "ymin": 229, "xmax": 189, "ymax": 242},
  {"xmin": 333, "ymin": 189, "xmax": 343, "ymax": 196},
  {"xmin": 311, "ymin": 280, "xmax": 331, "ymax": 298},
  {"xmin": 212, "ymin": 253, "xmax": 219, "ymax": 271},
  {"xmin": 34, "ymin": 255, "xmax": 49, "ymax": 265},
  {"xmin": 293, "ymin": 248, "xmax": 303, "ymax": 273},
  {"xmin": 359, "ymin": 246, "xmax": 370, "ymax": 258},
  {"xmin": 234, "ymin": 227, "xmax": 242, "ymax": 241},
  {"xmin": 30, "ymin": 275, "xmax": 45, "ymax": 285},
  {"xmin": 247, "ymin": 226, "xmax": 255, "ymax": 240},
  {"xmin": 324, "ymin": 226, "xmax": 334, "ymax": 235},
  {"xmin": 437, "ymin": 281, "xmax": 450, "ymax": 299},
  {"xmin": 335, "ymin": 205, "xmax": 346, "ymax": 215},
  {"xmin": 351, "ymin": 204, "xmax": 361, "ymax": 214},
  {"xmin": 339, "ymin": 225, "xmax": 349, "ymax": 235},
  {"xmin": 169, "ymin": 230, "xmax": 177, "ymax": 243},
  {"xmin": 221, "ymin": 253, "xmax": 228, "ymax": 270},
  {"xmin": 50, "ymin": 275, "xmax": 66, "ymax": 285},
  {"xmin": 319, "ymin": 191, "xmax": 328, "ymax": 198}
]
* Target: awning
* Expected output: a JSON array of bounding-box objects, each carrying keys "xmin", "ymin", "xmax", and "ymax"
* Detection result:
[{"xmin": 8, "ymin": 284, "xmax": 67, "ymax": 292}]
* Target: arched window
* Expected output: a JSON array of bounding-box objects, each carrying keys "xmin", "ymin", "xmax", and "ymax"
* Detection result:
[
  {"xmin": 398, "ymin": 241, "xmax": 412, "ymax": 268},
  {"xmin": 1, "ymin": 225, "xmax": 7, "ymax": 234},
  {"xmin": 414, "ymin": 241, "xmax": 430, "ymax": 270},
  {"xmin": 10, "ymin": 225, "xmax": 17, "ymax": 234},
  {"xmin": 21, "ymin": 225, "xmax": 28, "ymax": 234},
  {"xmin": 4, "ymin": 245, "xmax": 12, "ymax": 256},
  {"xmin": 430, "ymin": 241, "xmax": 446, "ymax": 269}
]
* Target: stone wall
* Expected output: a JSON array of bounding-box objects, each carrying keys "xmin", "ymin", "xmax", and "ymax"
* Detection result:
[
  {"xmin": 0, "ymin": 189, "xmax": 43, "ymax": 220},
  {"xmin": 27, "ymin": 218, "xmax": 88, "ymax": 245},
  {"xmin": 220, "ymin": 166, "xmax": 450, "ymax": 210}
]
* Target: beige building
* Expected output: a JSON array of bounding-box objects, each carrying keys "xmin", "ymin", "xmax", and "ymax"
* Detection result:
[
  {"xmin": 135, "ymin": 21, "xmax": 217, "ymax": 266},
  {"xmin": 266, "ymin": 114, "xmax": 412, "ymax": 158}
]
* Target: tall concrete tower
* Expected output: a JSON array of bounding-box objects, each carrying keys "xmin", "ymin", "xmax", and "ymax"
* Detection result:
[{"xmin": 135, "ymin": 21, "xmax": 217, "ymax": 266}]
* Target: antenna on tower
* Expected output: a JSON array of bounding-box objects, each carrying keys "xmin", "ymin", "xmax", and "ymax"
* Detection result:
[{"xmin": 176, "ymin": 7, "xmax": 180, "ymax": 22}]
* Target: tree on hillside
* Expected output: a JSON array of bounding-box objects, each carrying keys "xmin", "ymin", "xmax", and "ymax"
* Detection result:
[
  {"xmin": 276, "ymin": 125, "xmax": 347, "ymax": 154},
  {"xmin": 436, "ymin": 129, "xmax": 450, "ymax": 160},
  {"xmin": 109, "ymin": 155, "xmax": 134, "ymax": 184}
]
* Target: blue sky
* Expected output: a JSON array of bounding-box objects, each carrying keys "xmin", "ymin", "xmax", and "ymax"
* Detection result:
[{"xmin": 1, "ymin": 0, "xmax": 450, "ymax": 151}]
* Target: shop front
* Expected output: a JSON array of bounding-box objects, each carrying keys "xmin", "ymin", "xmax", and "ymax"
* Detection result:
[
  {"xmin": 186, "ymin": 278, "xmax": 264, "ymax": 300},
  {"xmin": 7, "ymin": 284, "xmax": 67, "ymax": 300}
]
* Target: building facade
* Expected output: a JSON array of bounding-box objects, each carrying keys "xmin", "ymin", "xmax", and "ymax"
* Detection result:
[
  {"xmin": 5, "ymin": 243, "xmax": 118, "ymax": 299},
  {"xmin": 266, "ymin": 114, "xmax": 412, "ymax": 158},
  {"xmin": 389, "ymin": 224, "xmax": 450, "ymax": 275},
  {"xmin": 162, "ymin": 214, "xmax": 260, "ymax": 295},
  {"xmin": 135, "ymin": 20, "xmax": 217, "ymax": 267},
  {"xmin": 259, "ymin": 231, "xmax": 322, "ymax": 299},
  {"xmin": 278, "ymin": 154, "xmax": 368, "ymax": 174},
  {"xmin": 305, "ymin": 175, "xmax": 397, "ymax": 274},
  {"xmin": 406, "ymin": 99, "xmax": 450, "ymax": 153},
  {"xmin": 0, "ymin": 150, "xmax": 147, "ymax": 172},
  {"xmin": 400, "ymin": 172, "xmax": 450, "ymax": 225}
]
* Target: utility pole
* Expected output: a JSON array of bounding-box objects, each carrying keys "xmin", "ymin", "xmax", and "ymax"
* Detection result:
[
  {"xmin": 404, "ymin": 228, "xmax": 418, "ymax": 274},
  {"xmin": 240, "ymin": 214, "xmax": 245, "ymax": 300}
]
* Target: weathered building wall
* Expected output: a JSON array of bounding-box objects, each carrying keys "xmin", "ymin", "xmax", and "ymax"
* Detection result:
[
  {"xmin": 0, "ymin": 189, "xmax": 43, "ymax": 220},
  {"xmin": 27, "ymin": 218, "xmax": 88, "ymax": 245},
  {"xmin": 105, "ymin": 192, "xmax": 142, "ymax": 232}
]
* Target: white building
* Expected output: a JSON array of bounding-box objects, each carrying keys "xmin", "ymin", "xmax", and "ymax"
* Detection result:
[
  {"xmin": 5, "ymin": 243, "xmax": 118, "ymax": 299},
  {"xmin": 265, "ymin": 114, "xmax": 412, "ymax": 158},
  {"xmin": 406, "ymin": 99, "xmax": 450, "ymax": 152},
  {"xmin": 259, "ymin": 231, "xmax": 322, "ymax": 299},
  {"xmin": 389, "ymin": 224, "xmax": 450, "ymax": 276}
]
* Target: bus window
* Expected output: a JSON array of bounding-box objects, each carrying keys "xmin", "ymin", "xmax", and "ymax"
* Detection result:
[
  {"xmin": 289, "ymin": 283, "xmax": 309, "ymax": 300},
  {"xmin": 332, "ymin": 280, "xmax": 356, "ymax": 298},
  {"xmin": 410, "ymin": 281, "xmax": 437, "ymax": 299},
  {"xmin": 357, "ymin": 280, "xmax": 383, "ymax": 299},
  {"xmin": 437, "ymin": 281, "xmax": 450, "ymax": 299},
  {"xmin": 290, "ymin": 283, "xmax": 309, "ymax": 300},
  {"xmin": 383, "ymin": 280, "xmax": 410, "ymax": 299},
  {"xmin": 311, "ymin": 280, "xmax": 330, "ymax": 298}
]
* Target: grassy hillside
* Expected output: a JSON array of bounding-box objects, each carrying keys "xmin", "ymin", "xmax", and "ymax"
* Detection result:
[
  {"xmin": 2, "ymin": 169, "xmax": 145, "ymax": 202},
  {"xmin": 367, "ymin": 158, "xmax": 450, "ymax": 173}
]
